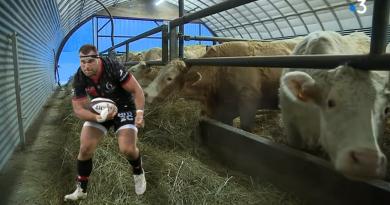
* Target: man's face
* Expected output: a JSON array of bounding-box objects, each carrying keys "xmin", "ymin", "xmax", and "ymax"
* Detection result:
[{"xmin": 80, "ymin": 51, "xmax": 99, "ymax": 77}]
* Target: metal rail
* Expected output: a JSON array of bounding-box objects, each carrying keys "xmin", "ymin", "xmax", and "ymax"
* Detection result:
[
  {"xmin": 124, "ymin": 60, "xmax": 166, "ymax": 66},
  {"xmin": 184, "ymin": 54, "xmax": 390, "ymax": 70},
  {"xmin": 182, "ymin": 35, "xmax": 265, "ymax": 42},
  {"xmin": 99, "ymin": 25, "xmax": 167, "ymax": 54}
]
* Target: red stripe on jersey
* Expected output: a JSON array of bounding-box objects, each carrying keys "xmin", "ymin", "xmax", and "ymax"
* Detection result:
[{"xmin": 121, "ymin": 74, "xmax": 132, "ymax": 86}]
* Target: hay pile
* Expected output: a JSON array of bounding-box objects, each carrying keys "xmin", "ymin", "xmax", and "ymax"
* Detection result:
[{"xmin": 39, "ymin": 93, "xmax": 303, "ymax": 204}]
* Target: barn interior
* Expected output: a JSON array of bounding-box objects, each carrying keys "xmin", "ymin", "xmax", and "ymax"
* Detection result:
[{"xmin": 0, "ymin": 0, "xmax": 390, "ymax": 204}]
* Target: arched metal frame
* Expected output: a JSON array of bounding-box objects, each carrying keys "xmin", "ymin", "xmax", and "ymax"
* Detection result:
[
  {"xmin": 55, "ymin": 0, "xmax": 389, "ymax": 76},
  {"xmin": 198, "ymin": 1, "xmax": 244, "ymax": 38},
  {"xmin": 322, "ymin": 0, "xmax": 344, "ymax": 33},
  {"xmin": 185, "ymin": 1, "xmax": 234, "ymax": 37},
  {"xmin": 165, "ymin": 0, "xmax": 388, "ymax": 41}
]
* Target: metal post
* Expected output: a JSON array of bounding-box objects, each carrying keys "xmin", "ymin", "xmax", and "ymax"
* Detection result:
[
  {"xmin": 178, "ymin": 0, "xmax": 184, "ymax": 59},
  {"xmin": 92, "ymin": 17, "xmax": 95, "ymax": 46},
  {"xmin": 125, "ymin": 43, "xmax": 129, "ymax": 62},
  {"xmin": 370, "ymin": 0, "xmax": 390, "ymax": 55},
  {"xmin": 170, "ymin": 25, "xmax": 178, "ymax": 60},
  {"xmin": 162, "ymin": 25, "xmax": 169, "ymax": 63},
  {"xmin": 11, "ymin": 32, "xmax": 25, "ymax": 149},
  {"xmin": 97, "ymin": 17, "xmax": 100, "ymax": 51}
]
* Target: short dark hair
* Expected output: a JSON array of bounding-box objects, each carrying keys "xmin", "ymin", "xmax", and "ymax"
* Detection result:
[{"xmin": 79, "ymin": 44, "xmax": 98, "ymax": 54}]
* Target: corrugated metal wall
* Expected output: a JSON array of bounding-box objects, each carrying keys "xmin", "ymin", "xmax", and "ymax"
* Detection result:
[{"xmin": 0, "ymin": 0, "xmax": 63, "ymax": 170}]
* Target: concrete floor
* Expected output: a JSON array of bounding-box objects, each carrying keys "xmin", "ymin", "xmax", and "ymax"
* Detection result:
[{"xmin": 0, "ymin": 89, "xmax": 68, "ymax": 205}]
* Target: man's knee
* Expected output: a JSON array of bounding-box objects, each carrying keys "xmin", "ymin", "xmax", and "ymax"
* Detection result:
[
  {"xmin": 120, "ymin": 145, "xmax": 138, "ymax": 157},
  {"xmin": 79, "ymin": 145, "xmax": 95, "ymax": 158}
]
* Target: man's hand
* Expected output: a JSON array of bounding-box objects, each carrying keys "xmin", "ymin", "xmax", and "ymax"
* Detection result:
[
  {"xmin": 135, "ymin": 110, "xmax": 144, "ymax": 128},
  {"xmin": 96, "ymin": 108, "xmax": 109, "ymax": 122},
  {"xmin": 96, "ymin": 104, "xmax": 118, "ymax": 123}
]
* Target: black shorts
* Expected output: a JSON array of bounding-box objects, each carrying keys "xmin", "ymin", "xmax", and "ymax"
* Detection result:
[{"xmin": 83, "ymin": 104, "xmax": 137, "ymax": 134}]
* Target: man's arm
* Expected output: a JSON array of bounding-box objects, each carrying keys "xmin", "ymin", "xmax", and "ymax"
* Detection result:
[
  {"xmin": 122, "ymin": 76, "xmax": 145, "ymax": 127},
  {"xmin": 72, "ymin": 98, "xmax": 100, "ymax": 121},
  {"xmin": 122, "ymin": 76, "xmax": 145, "ymax": 111}
]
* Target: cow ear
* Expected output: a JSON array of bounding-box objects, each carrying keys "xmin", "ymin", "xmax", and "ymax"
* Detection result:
[
  {"xmin": 137, "ymin": 61, "xmax": 147, "ymax": 69},
  {"xmin": 173, "ymin": 60, "xmax": 189, "ymax": 72},
  {"xmin": 204, "ymin": 46, "xmax": 218, "ymax": 57},
  {"xmin": 185, "ymin": 71, "xmax": 202, "ymax": 86},
  {"xmin": 281, "ymin": 71, "xmax": 321, "ymax": 104}
]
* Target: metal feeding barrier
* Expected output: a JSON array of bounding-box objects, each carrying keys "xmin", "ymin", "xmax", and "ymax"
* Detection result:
[{"xmin": 198, "ymin": 117, "xmax": 390, "ymax": 205}]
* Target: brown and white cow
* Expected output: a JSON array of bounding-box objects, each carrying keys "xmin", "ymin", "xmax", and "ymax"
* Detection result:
[
  {"xmin": 387, "ymin": 43, "xmax": 390, "ymax": 53},
  {"xmin": 279, "ymin": 31, "xmax": 388, "ymax": 180},
  {"xmin": 128, "ymin": 47, "xmax": 163, "ymax": 87},
  {"xmin": 117, "ymin": 51, "xmax": 143, "ymax": 63},
  {"xmin": 130, "ymin": 45, "xmax": 208, "ymax": 88},
  {"xmin": 144, "ymin": 39, "xmax": 301, "ymax": 131}
]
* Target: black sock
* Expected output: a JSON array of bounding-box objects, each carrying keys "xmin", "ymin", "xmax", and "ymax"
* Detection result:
[
  {"xmin": 127, "ymin": 154, "xmax": 143, "ymax": 175},
  {"xmin": 77, "ymin": 159, "xmax": 92, "ymax": 192}
]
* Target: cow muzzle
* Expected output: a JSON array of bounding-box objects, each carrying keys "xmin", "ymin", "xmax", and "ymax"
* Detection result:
[{"xmin": 336, "ymin": 147, "xmax": 387, "ymax": 180}]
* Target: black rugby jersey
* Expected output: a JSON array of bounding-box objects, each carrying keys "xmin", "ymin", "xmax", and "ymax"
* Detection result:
[{"xmin": 72, "ymin": 57, "xmax": 135, "ymax": 107}]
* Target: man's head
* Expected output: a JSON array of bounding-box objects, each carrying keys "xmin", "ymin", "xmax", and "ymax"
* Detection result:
[{"xmin": 79, "ymin": 44, "xmax": 99, "ymax": 77}]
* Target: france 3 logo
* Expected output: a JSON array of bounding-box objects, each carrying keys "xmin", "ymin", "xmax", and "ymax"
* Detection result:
[{"xmin": 349, "ymin": 0, "xmax": 367, "ymax": 14}]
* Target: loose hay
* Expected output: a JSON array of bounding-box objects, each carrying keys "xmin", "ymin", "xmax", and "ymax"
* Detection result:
[{"xmin": 39, "ymin": 92, "xmax": 303, "ymax": 204}]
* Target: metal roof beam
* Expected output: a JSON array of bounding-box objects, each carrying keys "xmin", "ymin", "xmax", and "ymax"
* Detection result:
[
  {"xmin": 169, "ymin": 0, "xmax": 257, "ymax": 28},
  {"xmin": 212, "ymin": 2, "xmax": 353, "ymax": 34}
]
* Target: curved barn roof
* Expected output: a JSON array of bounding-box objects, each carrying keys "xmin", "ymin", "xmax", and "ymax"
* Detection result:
[
  {"xmin": 57, "ymin": 0, "xmax": 128, "ymax": 35},
  {"xmin": 57, "ymin": 0, "xmax": 384, "ymax": 41},
  {"xmin": 165, "ymin": 0, "xmax": 379, "ymax": 39}
]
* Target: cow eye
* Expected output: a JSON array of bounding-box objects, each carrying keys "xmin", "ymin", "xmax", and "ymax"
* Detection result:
[
  {"xmin": 167, "ymin": 77, "xmax": 173, "ymax": 81},
  {"xmin": 384, "ymin": 107, "xmax": 390, "ymax": 116},
  {"xmin": 327, "ymin": 99, "xmax": 336, "ymax": 108}
]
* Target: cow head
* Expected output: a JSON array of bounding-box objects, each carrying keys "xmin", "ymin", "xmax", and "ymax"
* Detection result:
[
  {"xmin": 281, "ymin": 66, "xmax": 389, "ymax": 180},
  {"xmin": 129, "ymin": 61, "xmax": 147, "ymax": 78},
  {"xmin": 144, "ymin": 59, "xmax": 188, "ymax": 103}
]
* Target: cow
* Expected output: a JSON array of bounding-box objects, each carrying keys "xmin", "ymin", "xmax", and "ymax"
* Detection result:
[
  {"xmin": 387, "ymin": 43, "xmax": 390, "ymax": 53},
  {"xmin": 130, "ymin": 45, "xmax": 208, "ymax": 87},
  {"xmin": 144, "ymin": 39, "xmax": 301, "ymax": 131},
  {"xmin": 143, "ymin": 47, "xmax": 163, "ymax": 61},
  {"xmin": 117, "ymin": 51, "xmax": 143, "ymax": 63},
  {"xmin": 279, "ymin": 31, "xmax": 388, "ymax": 180}
]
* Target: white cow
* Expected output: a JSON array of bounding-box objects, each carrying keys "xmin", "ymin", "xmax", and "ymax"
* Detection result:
[{"xmin": 279, "ymin": 31, "xmax": 388, "ymax": 180}]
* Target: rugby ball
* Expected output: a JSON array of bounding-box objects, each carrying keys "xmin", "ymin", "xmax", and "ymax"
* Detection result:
[{"xmin": 89, "ymin": 97, "xmax": 117, "ymax": 114}]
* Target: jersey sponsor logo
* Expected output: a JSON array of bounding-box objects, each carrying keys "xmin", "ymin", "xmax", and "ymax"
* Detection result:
[
  {"xmin": 106, "ymin": 82, "xmax": 113, "ymax": 90},
  {"xmin": 104, "ymin": 82, "xmax": 116, "ymax": 94}
]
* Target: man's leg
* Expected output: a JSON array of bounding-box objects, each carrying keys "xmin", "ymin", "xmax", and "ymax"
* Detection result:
[
  {"xmin": 117, "ymin": 127, "xmax": 146, "ymax": 195},
  {"xmin": 65, "ymin": 123, "xmax": 105, "ymax": 201}
]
